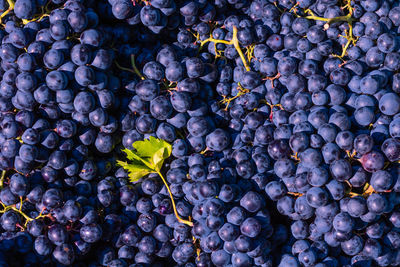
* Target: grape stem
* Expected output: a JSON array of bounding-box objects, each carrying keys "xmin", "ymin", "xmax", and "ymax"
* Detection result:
[
  {"xmin": 200, "ymin": 26, "xmax": 251, "ymax": 71},
  {"xmin": 304, "ymin": 9, "xmax": 355, "ymax": 24},
  {"xmin": 130, "ymin": 54, "xmax": 145, "ymax": 80},
  {"xmin": 0, "ymin": 0, "xmax": 15, "ymax": 24},
  {"xmin": 262, "ymin": 73, "xmax": 281, "ymax": 88},
  {"xmin": 291, "ymin": 152, "xmax": 300, "ymax": 161},
  {"xmin": 245, "ymin": 44, "xmax": 255, "ymax": 63},
  {"xmin": 345, "ymin": 182, "xmax": 380, "ymax": 198},
  {"xmin": 114, "ymin": 55, "xmax": 145, "ymax": 80},
  {"xmin": 0, "ymin": 170, "xmax": 5, "ymax": 189},
  {"xmin": 220, "ymin": 83, "xmax": 249, "ymax": 110},
  {"xmin": 287, "ymin": 192, "xmax": 303, "ymax": 197},
  {"xmin": 156, "ymin": 171, "xmax": 193, "ymax": 227},
  {"xmin": 259, "ymin": 99, "xmax": 283, "ymax": 121},
  {"xmin": 304, "ymin": 0, "xmax": 357, "ymax": 59},
  {"xmin": 114, "ymin": 61, "xmax": 136, "ymax": 74},
  {"xmin": 288, "ymin": 2, "xmax": 301, "ymax": 17},
  {"xmin": 0, "ymin": 198, "xmax": 49, "ymax": 227}
]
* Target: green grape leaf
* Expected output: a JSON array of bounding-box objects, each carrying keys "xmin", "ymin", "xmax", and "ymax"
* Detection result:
[
  {"xmin": 117, "ymin": 137, "xmax": 172, "ymax": 182},
  {"xmin": 116, "ymin": 160, "xmax": 153, "ymax": 182},
  {"xmin": 131, "ymin": 136, "xmax": 172, "ymax": 171}
]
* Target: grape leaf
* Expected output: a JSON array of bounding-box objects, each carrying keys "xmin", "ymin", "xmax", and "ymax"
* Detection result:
[
  {"xmin": 132, "ymin": 136, "xmax": 172, "ymax": 170},
  {"xmin": 117, "ymin": 136, "xmax": 172, "ymax": 182}
]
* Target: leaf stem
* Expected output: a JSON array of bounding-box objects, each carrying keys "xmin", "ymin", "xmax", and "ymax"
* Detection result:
[{"xmin": 156, "ymin": 171, "xmax": 193, "ymax": 227}]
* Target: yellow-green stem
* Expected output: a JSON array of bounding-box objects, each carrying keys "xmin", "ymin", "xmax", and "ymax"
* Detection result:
[
  {"xmin": 345, "ymin": 183, "xmax": 377, "ymax": 198},
  {"xmin": 305, "ymin": 14, "xmax": 353, "ymax": 23},
  {"xmin": 0, "ymin": 199, "xmax": 49, "ymax": 227},
  {"xmin": 0, "ymin": 170, "xmax": 5, "ymax": 189},
  {"xmin": 130, "ymin": 54, "xmax": 145, "ymax": 80},
  {"xmin": 114, "ymin": 55, "xmax": 145, "ymax": 80},
  {"xmin": 220, "ymin": 83, "xmax": 249, "ymax": 110},
  {"xmin": 11, "ymin": 207, "xmax": 32, "ymax": 223},
  {"xmin": 231, "ymin": 27, "xmax": 251, "ymax": 71},
  {"xmin": 156, "ymin": 171, "xmax": 193, "ymax": 227},
  {"xmin": 304, "ymin": 6, "xmax": 356, "ymax": 59},
  {"xmin": 0, "ymin": 0, "xmax": 15, "ymax": 23},
  {"xmin": 199, "ymin": 27, "xmax": 251, "ymax": 71},
  {"xmin": 6, "ymin": 0, "xmax": 14, "ymax": 8}
]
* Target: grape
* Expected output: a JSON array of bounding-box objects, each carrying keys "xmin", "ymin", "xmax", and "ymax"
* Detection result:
[
  {"xmin": 232, "ymin": 252, "xmax": 253, "ymax": 266},
  {"xmin": 347, "ymin": 196, "xmax": 367, "ymax": 217},
  {"xmin": 9, "ymin": 173, "xmax": 28, "ymax": 197},
  {"xmin": 298, "ymin": 249, "xmax": 317, "ymax": 266},
  {"xmin": 53, "ymin": 244, "xmax": 75, "ymax": 265},
  {"xmin": 265, "ymin": 181, "xmax": 287, "ymax": 201},
  {"xmin": 240, "ymin": 217, "xmax": 261, "ymax": 238},
  {"xmin": 330, "ymin": 159, "xmax": 352, "ymax": 182},
  {"xmin": 307, "ymin": 166, "xmax": 328, "ymax": 187},
  {"xmin": 278, "ymin": 57, "xmax": 297, "ymax": 76},
  {"xmin": 34, "ymin": 235, "xmax": 52, "ymax": 256},
  {"xmin": 14, "ymin": 0, "xmax": 36, "ymax": 19},
  {"xmin": 1, "ymin": 139, "xmax": 20, "ymax": 158},
  {"xmin": 205, "ymin": 129, "xmax": 230, "ymax": 152},
  {"xmin": 361, "ymin": 150, "xmax": 385, "ymax": 172},
  {"xmin": 341, "ymin": 235, "xmax": 364, "ymax": 256},
  {"xmin": 370, "ymin": 170, "xmax": 393, "ymax": 192},
  {"xmin": 226, "ymin": 207, "xmax": 247, "ymax": 226},
  {"xmin": 47, "ymin": 224, "xmax": 68, "ymax": 246},
  {"xmin": 0, "ymin": 43, "xmax": 19, "ymax": 63},
  {"xmin": 43, "ymin": 49, "xmax": 65, "ymax": 69},
  {"xmin": 365, "ymin": 47, "xmax": 385, "ymax": 67},
  {"xmin": 306, "ymin": 187, "xmax": 328, "ymax": 208},
  {"xmin": 211, "ymin": 249, "xmax": 230, "ymax": 266},
  {"xmin": 75, "ymin": 66, "xmax": 95, "ymax": 86},
  {"xmin": 140, "ymin": 5, "xmax": 161, "ymax": 26},
  {"xmin": 70, "ymin": 44, "xmax": 92, "ymax": 66}
]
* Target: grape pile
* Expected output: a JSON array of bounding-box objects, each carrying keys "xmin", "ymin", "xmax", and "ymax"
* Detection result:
[{"xmin": 1, "ymin": 0, "xmax": 400, "ymax": 266}]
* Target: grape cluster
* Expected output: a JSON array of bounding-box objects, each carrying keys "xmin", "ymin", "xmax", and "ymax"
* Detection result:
[{"xmin": 1, "ymin": 0, "xmax": 400, "ymax": 266}]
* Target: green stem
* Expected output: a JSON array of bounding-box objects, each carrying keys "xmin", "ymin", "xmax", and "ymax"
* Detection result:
[
  {"xmin": 156, "ymin": 171, "xmax": 193, "ymax": 227},
  {"xmin": 114, "ymin": 61, "xmax": 136, "ymax": 74},
  {"xmin": 130, "ymin": 54, "xmax": 145, "ymax": 80},
  {"xmin": 114, "ymin": 55, "xmax": 145, "ymax": 80}
]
